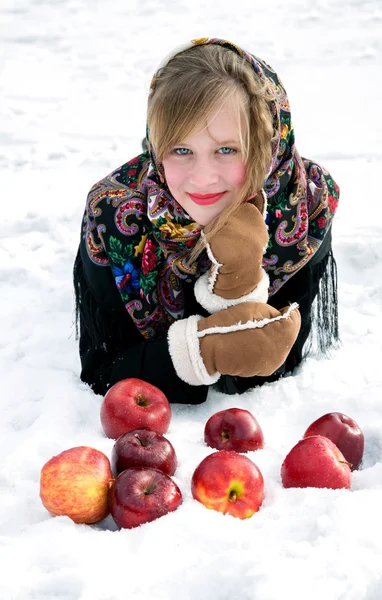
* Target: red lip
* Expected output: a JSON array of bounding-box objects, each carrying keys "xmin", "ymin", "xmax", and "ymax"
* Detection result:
[{"xmin": 187, "ymin": 192, "xmax": 226, "ymax": 206}]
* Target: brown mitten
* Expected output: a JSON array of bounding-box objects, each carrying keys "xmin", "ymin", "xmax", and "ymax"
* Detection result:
[
  {"xmin": 194, "ymin": 195, "xmax": 269, "ymax": 313},
  {"xmin": 168, "ymin": 302, "xmax": 301, "ymax": 386}
]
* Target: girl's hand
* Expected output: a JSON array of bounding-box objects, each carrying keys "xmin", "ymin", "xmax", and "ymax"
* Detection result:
[
  {"xmin": 195, "ymin": 202, "xmax": 269, "ymax": 313},
  {"xmin": 168, "ymin": 302, "xmax": 301, "ymax": 385}
]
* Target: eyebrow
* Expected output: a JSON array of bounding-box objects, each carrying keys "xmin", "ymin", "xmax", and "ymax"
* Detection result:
[
  {"xmin": 175, "ymin": 139, "xmax": 240, "ymax": 146},
  {"xmin": 175, "ymin": 140, "xmax": 239, "ymax": 145},
  {"xmin": 214, "ymin": 140, "xmax": 240, "ymax": 145}
]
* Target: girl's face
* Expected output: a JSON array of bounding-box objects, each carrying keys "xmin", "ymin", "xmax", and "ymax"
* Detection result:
[{"xmin": 162, "ymin": 100, "xmax": 247, "ymax": 226}]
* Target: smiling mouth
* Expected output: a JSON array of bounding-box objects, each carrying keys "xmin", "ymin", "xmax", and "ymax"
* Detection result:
[{"xmin": 187, "ymin": 192, "xmax": 226, "ymax": 206}]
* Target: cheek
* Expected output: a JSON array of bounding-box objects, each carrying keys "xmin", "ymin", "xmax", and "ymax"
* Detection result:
[
  {"xmin": 162, "ymin": 160, "xmax": 184, "ymax": 191},
  {"xmin": 228, "ymin": 163, "xmax": 246, "ymax": 187}
]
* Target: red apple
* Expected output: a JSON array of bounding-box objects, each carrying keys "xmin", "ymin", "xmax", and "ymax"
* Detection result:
[
  {"xmin": 40, "ymin": 446, "xmax": 113, "ymax": 524},
  {"xmin": 100, "ymin": 378, "xmax": 171, "ymax": 439},
  {"xmin": 111, "ymin": 428, "xmax": 177, "ymax": 476},
  {"xmin": 109, "ymin": 467, "xmax": 182, "ymax": 529},
  {"xmin": 191, "ymin": 450, "xmax": 264, "ymax": 519},
  {"xmin": 204, "ymin": 408, "xmax": 264, "ymax": 452},
  {"xmin": 281, "ymin": 435, "xmax": 351, "ymax": 490},
  {"xmin": 303, "ymin": 412, "xmax": 364, "ymax": 470}
]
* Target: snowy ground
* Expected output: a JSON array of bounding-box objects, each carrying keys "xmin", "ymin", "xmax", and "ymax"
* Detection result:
[{"xmin": 1, "ymin": 0, "xmax": 382, "ymax": 598}]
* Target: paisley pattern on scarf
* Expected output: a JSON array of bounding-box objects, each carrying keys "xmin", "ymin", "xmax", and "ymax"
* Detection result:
[
  {"xmin": 82, "ymin": 37, "xmax": 339, "ymax": 338},
  {"xmin": 83, "ymin": 153, "xmax": 210, "ymax": 338}
]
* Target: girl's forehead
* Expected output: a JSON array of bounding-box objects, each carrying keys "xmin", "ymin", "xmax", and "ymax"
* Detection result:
[{"xmin": 181, "ymin": 98, "xmax": 246, "ymax": 143}]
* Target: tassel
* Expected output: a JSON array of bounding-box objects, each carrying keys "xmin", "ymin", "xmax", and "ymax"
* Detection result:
[
  {"xmin": 306, "ymin": 250, "xmax": 340, "ymax": 357},
  {"xmin": 73, "ymin": 248, "xmax": 111, "ymax": 349}
]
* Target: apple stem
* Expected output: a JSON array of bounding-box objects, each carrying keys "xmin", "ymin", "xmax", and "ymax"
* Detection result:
[
  {"xmin": 339, "ymin": 460, "xmax": 353, "ymax": 468},
  {"xmin": 221, "ymin": 431, "xmax": 230, "ymax": 443},
  {"xmin": 136, "ymin": 394, "xmax": 149, "ymax": 407},
  {"xmin": 229, "ymin": 491, "xmax": 237, "ymax": 502},
  {"xmin": 108, "ymin": 479, "xmax": 115, "ymax": 489},
  {"xmin": 134, "ymin": 434, "xmax": 145, "ymax": 447},
  {"xmin": 143, "ymin": 482, "xmax": 156, "ymax": 495}
]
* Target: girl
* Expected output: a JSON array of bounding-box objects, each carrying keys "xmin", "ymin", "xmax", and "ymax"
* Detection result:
[{"xmin": 73, "ymin": 38, "xmax": 339, "ymax": 404}]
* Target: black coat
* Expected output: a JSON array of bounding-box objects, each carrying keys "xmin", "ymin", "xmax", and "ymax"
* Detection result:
[{"xmin": 74, "ymin": 227, "xmax": 337, "ymax": 404}]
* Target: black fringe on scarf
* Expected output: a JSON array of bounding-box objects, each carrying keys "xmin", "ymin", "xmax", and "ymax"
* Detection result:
[
  {"xmin": 73, "ymin": 248, "xmax": 112, "ymax": 350},
  {"xmin": 304, "ymin": 249, "xmax": 340, "ymax": 358}
]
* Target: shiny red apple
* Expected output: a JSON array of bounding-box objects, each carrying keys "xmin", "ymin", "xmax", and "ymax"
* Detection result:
[
  {"xmin": 281, "ymin": 435, "xmax": 351, "ymax": 490},
  {"xmin": 100, "ymin": 378, "xmax": 171, "ymax": 439},
  {"xmin": 40, "ymin": 446, "xmax": 113, "ymax": 524},
  {"xmin": 111, "ymin": 428, "xmax": 177, "ymax": 476},
  {"xmin": 303, "ymin": 412, "xmax": 364, "ymax": 470},
  {"xmin": 109, "ymin": 467, "xmax": 182, "ymax": 529},
  {"xmin": 191, "ymin": 450, "xmax": 264, "ymax": 519},
  {"xmin": 204, "ymin": 408, "xmax": 264, "ymax": 452}
]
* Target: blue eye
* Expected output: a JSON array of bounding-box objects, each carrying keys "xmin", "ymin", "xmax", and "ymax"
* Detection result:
[
  {"xmin": 173, "ymin": 148, "xmax": 191, "ymax": 155},
  {"xmin": 218, "ymin": 147, "xmax": 236, "ymax": 155}
]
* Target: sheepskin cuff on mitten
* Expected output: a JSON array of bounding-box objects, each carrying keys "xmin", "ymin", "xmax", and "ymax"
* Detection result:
[
  {"xmin": 194, "ymin": 268, "xmax": 269, "ymax": 314},
  {"xmin": 167, "ymin": 316, "xmax": 221, "ymax": 386}
]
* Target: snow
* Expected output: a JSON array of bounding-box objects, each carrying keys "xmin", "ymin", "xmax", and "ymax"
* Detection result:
[{"xmin": 1, "ymin": 0, "xmax": 382, "ymax": 598}]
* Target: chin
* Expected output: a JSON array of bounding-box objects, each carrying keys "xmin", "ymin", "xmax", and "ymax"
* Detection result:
[
  {"xmin": 194, "ymin": 217, "xmax": 209, "ymax": 227},
  {"xmin": 190, "ymin": 208, "xmax": 225, "ymax": 227}
]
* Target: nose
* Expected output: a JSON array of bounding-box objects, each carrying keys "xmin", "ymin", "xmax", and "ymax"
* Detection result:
[{"xmin": 188, "ymin": 155, "xmax": 219, "ymax": 189}]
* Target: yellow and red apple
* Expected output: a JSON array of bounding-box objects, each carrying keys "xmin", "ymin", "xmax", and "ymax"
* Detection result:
[
  {"xmin": 191, "ymin": 450, "xmax": 264, "ymax": 519},
  {"xmin": 40, "ymin": 446, "xmax": 113, "ymax": 524}
]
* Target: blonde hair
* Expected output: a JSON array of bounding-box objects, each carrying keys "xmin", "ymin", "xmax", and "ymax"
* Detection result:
[{"xmin": 147, "ymin": 44, "xmax": 275, "ymax": 261}]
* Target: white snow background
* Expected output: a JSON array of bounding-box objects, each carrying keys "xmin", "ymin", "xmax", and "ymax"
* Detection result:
[{"xmin": 1, "ymin": 1, "xmax": 382, "ymax": 599}]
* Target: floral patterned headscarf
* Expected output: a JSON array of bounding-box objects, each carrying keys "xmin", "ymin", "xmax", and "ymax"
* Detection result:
[{"xmin": 83, "ymin": 38, "xmax": 339, "ymax": 339}]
